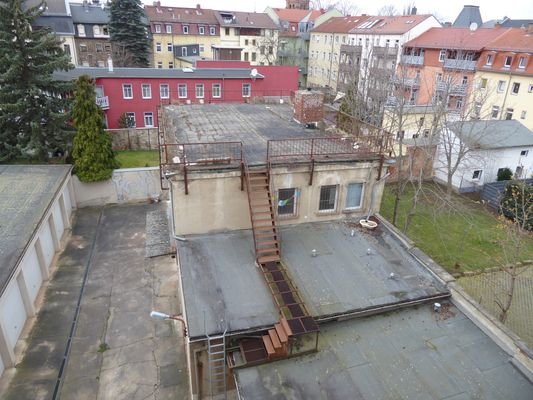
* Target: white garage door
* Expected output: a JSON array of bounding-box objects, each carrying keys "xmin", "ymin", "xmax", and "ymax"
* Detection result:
[
  {"xmin": 0, "ymin": 283, "xmax": 27, "ymax": 349},
  {"xmin": 52, "ymin": 202, "xmax": 64, "ymax": 240},
  {"xmin": 21, "ymin": 245, "xmax": 43, "ymax": 304},
  {"xmin": 40, "ymin": 221, "xmax": 55, "ymax": 268}
]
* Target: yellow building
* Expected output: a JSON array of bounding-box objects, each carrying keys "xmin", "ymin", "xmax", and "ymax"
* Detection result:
[{"xmin": 144, "ymin": 4, "xmax": 221, "ymax": 68}]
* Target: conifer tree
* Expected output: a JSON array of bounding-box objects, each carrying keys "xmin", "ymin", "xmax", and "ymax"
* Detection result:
[
  {"xmin": 0, "ymin": 0, "xmax": 73, "ymax": 162},
  {"xmin": 109, "ymin": 0, "xmax": 151, "ymax": 67},
  {"xmin": 72, "ymin": 75, "xmax": 118, "ymax": 182}
]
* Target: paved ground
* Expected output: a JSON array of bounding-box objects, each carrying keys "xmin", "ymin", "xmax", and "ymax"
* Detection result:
[
  {"xmin": 0, "ymin": 204, "xmax": 189, "ymax": 400},
  {"xmin": 459, "ymin": 267, "xmax": 533, "ymax": 348}
]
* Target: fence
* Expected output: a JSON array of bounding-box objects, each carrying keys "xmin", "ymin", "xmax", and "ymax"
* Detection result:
[
  {"xmin": 108, "ymin": 128, "xmax": 159, "ymax": 150},
  {"xmin": 481, "ymin": 179, "xmax": 533, "ymax": 210}
]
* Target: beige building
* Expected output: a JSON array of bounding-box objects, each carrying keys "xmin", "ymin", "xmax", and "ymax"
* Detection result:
[{"xmin": 144, "ymin": 3, "xmax": 220, "ymax": 69}]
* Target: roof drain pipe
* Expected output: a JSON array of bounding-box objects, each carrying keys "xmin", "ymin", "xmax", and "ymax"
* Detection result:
[{"xmin": 163, "ymin": 171, "xmax": 187, "ymax": 242}]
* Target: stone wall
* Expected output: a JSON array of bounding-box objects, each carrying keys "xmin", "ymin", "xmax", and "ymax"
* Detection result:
[{"xmin": 108, "ymin": 128, "xmax": 159, "ymax": 150}]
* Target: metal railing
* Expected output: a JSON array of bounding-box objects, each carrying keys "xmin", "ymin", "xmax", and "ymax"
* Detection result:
[
  {"xmin": 443, "ymin": 58, "xmax": 477, "ymax": 71},
  {"xmin": 401, "ymin": 55, "xmax": 424, "ymax": 66},
  {"xmin": 435, "ymin": 81, "xmax": 468, "ymax": 96}
]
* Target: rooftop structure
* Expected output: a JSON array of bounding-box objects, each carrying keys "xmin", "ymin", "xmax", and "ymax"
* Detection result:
[
  {"xmin": 403, "ymin": 27, "xmax": 508, "ymax": 51},
  {"xmin": 214, "ymin": 11, "xmax": 278, "ymax": 29},
  {"xmin": 453, "ymin": 4, "xmax": 483, "ymax": 28},
  {"xmin": 448, "ymin": 120, "xmax": 533, "ymax": 149}
]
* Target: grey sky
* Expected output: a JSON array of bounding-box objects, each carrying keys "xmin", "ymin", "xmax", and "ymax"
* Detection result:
[{"xmin": 143, "ymin": 0, "xmax": 533, "ymax": 23}]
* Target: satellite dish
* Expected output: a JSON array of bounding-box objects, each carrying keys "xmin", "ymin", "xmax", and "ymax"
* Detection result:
[
  {"xmin": 251, "ymin": 68, "xmax": 258, "ymax": 77},
  {"xmin": 469, "ymin": 22, "xmax": 478, "ymax": 31}
]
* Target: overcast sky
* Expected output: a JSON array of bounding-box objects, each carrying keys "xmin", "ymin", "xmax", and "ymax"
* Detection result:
[{"xmin": 143, "ymin": 0, "xmax": 533, "ymax": 24}]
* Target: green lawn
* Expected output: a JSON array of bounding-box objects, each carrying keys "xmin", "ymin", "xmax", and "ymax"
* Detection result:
[
  {"xmin": 115, "ymin": 150, "xmax": 159, "ymax": 168},
  {"xmin": 380, "ymin": 183, "xmax": 533, "ymax": 272}
]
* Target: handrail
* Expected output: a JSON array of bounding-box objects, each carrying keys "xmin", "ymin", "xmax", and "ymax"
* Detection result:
[{"xmin": 242, "ymin": 155, "xmax": 258, "ymax": 254}]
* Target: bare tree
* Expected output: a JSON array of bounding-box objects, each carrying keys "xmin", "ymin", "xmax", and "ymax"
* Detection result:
[
  {"xmin": 310, "ymin": 0, "xmax": 359, "ymax": 16},
  {"xmin": 377, "ymin": 4, "xmax": 398, "ymax": 16}
]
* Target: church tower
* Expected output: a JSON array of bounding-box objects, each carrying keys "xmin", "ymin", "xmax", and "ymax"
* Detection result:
[{"xmin": 286, "ymin": 0, "xmax": 310, "ymax": 10}]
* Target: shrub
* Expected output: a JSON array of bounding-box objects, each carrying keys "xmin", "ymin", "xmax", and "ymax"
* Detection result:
[
  {"xmin": 497, "ymin": 167, "xmax": 513, "ymax": 181},
  {"xmin": 500, "ymin": 181, "xmax": 533, "ymax": 230}
]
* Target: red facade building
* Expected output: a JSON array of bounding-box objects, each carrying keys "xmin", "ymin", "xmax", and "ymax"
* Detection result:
[{"xmin": 56, "ymin": 62, "xmax": 298, "ymax": 129}]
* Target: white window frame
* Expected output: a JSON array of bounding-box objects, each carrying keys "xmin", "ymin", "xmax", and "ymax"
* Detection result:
[
  {"xmin": 318, "ymin": 185, "xmax": 338, "ymax": 212},
  {"xmin": 141, "ymin": 84, "xmax": 152, "ymax": 99},
  {"xmin": 511, "ymin": 82, "xmax": 520, "ymax": 95},
  {"xmin": 520, "ymin": 110, "xmax": 527, "ymax": 120},
  {"xmin": 504, "ymin": 56, "xmax": 512, "ymax": 67},
  {"xmin": 439, "ymin": 50, "xmax": 446, "ymax": 62},
  {"xmin": 167, "ymin": 43, "xmax": 173, "ymax": 52},
  {"xmin": 485, "ymin": 54, "xmax": 493, "ymax": 65},
  {"xmin": 78, "ymin": 24, "xmax": 85, "ymax": 36},
  {"xmin": 157, "ymin": 61, "xmax": 163, "ymax": 69},
  {"xmin": 156, "ymin": 42, "xmax": 161, "ymax": 52},
  {"xmin": 168, "ymin": 62, "xmax": 174, "ymax": 69},
  {"xmin": 155, "ymin": 24, "xmax": 161, "ymax": 33},
  {"xmin": 166, "ymin": 24, "xmax": 172, "ymax": 34},
  {"xmin": 491, "ymin": 105, "xmax": 500, "ymax": 119},
  {"xmin": 160, "ymin": 84, "xmax": 169, "ymax": 99},
  {"xmin": 472, "ymin": 170, "xmax": 482, "ymax": 180},
  {"xmin": 125, "ymin": 112, "xmax": 136, "ymax": 127},
  {"xmin": 122, "ymin": 84, "xmax": 133, "ymax": 99},
  {"xmin": 209, "ymin": 26, "xmax": 216, "ymax": 35},
  {"xmin": 212, "ymin": 83, "xmax": 221, "ymax": 98},
  {"xmin": 178, "ymin": 84, "xmax": 187, "ymax": 98},
  {"xmin": 497, "ymin": 80, "xmax": 506, "ymax": 93},
  {"xmin": 183, "ymin": 25, "xmax": 189, "ymax": 34},
  {"xmin": 195, "ymin": 84, "xmax": 204, "ymax": 98},
  {"xmin": 242, "ymin": 83, "xmax": 251, "ymax": 98},
  {"xmin": 199, "ymin": 26, "xmax": 205, "ymax": 35},
  {"xmin": 277, "ymin": 188, "xmax": 297, "ymax": 217},
  {"xmin": 518, "ymin": 56, "xmax": 526, "ymax": 69},
  {"xmin": 345, "ymin": 183, "xmax": 364, "ymax": 210},
  {"xmin": 144, "ymin": 112, "xmax": 154, "ymax": 127}
]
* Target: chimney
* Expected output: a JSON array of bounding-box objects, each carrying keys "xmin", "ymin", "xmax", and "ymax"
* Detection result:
[
  {"xmin": 293, "ymin": 89, "xmax": 324, "ymax": 125},
  {"xmin": 107, "ymin": 56, "xmax": 113, "ymax": 72},
  {"xmin": 196, "ymin": 3, "xmax": 201, "ymax": 9},
  {"xmin": 411, "ymin": 6, "xmax": 417, "ymax": 15}
]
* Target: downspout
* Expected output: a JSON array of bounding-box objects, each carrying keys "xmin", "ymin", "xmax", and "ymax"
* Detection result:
[{"xmin": 163, "ymin": 173, "xmax": 187, "ymax": 242}]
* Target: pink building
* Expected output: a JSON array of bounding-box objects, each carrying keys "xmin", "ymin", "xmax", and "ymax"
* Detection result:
[{"xmin": 56, "ymin": 61, "xmax": 298, "ymax": 129}]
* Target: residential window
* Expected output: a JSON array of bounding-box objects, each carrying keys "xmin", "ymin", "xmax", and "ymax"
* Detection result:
[
  {"xmin": 156, "ymin": 42, "xmax": 161, "ymax": 52},
  {"xmin": 277, "ymin": 188, "xmax": 296, "ymax": 216},
  {"xmin": 485, "ymin": 54, "xmax": 493, "ymax": 65},
  {"xmin": 472, "ymin": 170, "xmax": 482, "ymax": 180},
  {"xmin": 95, "ymin": 43, "xmax": 103, "ymax": 52},
  {"xmin": 142, "ymin": 84, "xmax": 152, "ymax": 99},
  {"xmin": 155, "ymin": 24, "xmax": 161, "ymax": 33},
  {"xmin": 529, "ymin": 84, "xmax": 533, "ymax": 93},
  {"xmin": 491, "ymin": 105, "xmax": 500, "ymax": 119},
  {"xmin": 252, "ymin": 39, "xmax": 256, "ymax": 46},
  {"xmin": 199, "ymin": 44, "xmax": 205, "ymax": 52},
  {"xmin": 104, "ymin": 44, "xmax": 111, "ymax": 51},
  {"xmin": 157, "ymin": 61, "xmax": 163, "ymax": 68},
  {"xmin": 345, "ymin": 183, "xmax": 363, "ymax": 210},
  {"xmin": 144, "ymin": 112, "xmax": 154, "ymax": 127},
  {"xmin": 504, "ymin": 56, "xmax": 512, "ymax": 67},
  {"xmin": 225, "ymin": 27, "xmax": 230, "ymax": 35},
  {"xmin": 168, "ymin": 62, "xmax": 174, "ymax": 69},
  {"xmin": 268, "ymin": 46, "xmax": 273, "ymax": 55},
  {"xmin": 167, "ymin": 43, "xmax": 172, "ymax": 52},
  {"xmin": 97, "ymin": 60, "xmax": 105, "ymax": 68},
  {"xmin": 480, "ymin": 78, "xmax": 488, "ymax": 89},
  {"xmin": 183, "ymin": 25, "xmax": 189, "ymax": 34},
  {"xmin": 199, "ymin": 26, "xmax": 205, "ymax": 35},
  {"xmin": 244, "ymin": 39, "xmax": 249, "ymax": 45},
  {"xmin": 462, "ymin": 76, "xmax": 468, "ymax": 85},
  {"xmin": 439, "ymin": 50, "xmax": 446, "ymax": 62},
  {"xmin": 195, "ymin": 84, "xmax": 204, "ymax": 98},
  {"xmin": 511, "ymin": 82, "xmax": 520, "ymax": 95},
  {"xmin": 520, "ymin": 110, "xmax": 527, "ymax": 119},
  {"xmin": 505, "ymin": 108, "xmax": 514, "ymax": 120},
  {"xmin": 212, "ymin": 83, "xmax": 221, "ymax": 98},
  {"xmin": 160, "ymin": 84, "xmax": 169, "ymax": 99},
  {"xmin": 80, "ymin": 43, "xmax": 87, "ymax": 52},
  {"xmin": 515, "ymin": 166, "xmax": 523, "ymax": 178},
  {"xmin": 125, "ymin": 112, "xmax": 136, "ymax": 127},
  {"xmin": 210, "ymin": 26, "xmax": 216, "ymax": 35},
  {"xmin": 251, "ymin": 52, "xmax": 256, "ymax": 62},
  {"xmin": 242, "ymin": 83, "xmax": 251, "ymax": 97},
  {"xmin": 319, "ymin": 185, "xmax": 337, "ymax": 212},
  {"xmin": 518, "ymin": 56, "xmax": 526, "ymax": 68},
  {"xmin": 520, "ymin": 150, "xmax": 529, "ymax": 156},
  {"xmin": 497, "ymin": 80, "xmax": 506, "ymax": 93},
  {"xmin": 178, "ymin": 84, "xmax": 187, "ymax": 98},
  {"xmin": 63, "ymin": 44, "xmax": 71, "ymax": 55},
  {"xmin": 244, "ymin": 52, "xmax": 249, "ymax": 61},
  {"xmin": 122, "ymin": 84, "xmax": 133, "ymax": 99},
  {"xmin": 78, "ymin": 24, "xmax": 85, "ymax": 36},
  {"xmin": 181, "ymin": 47, "xmax": 187, "ymax": 56},
  {"xmin": 166, "ymin": 24, "xmax": 172, "ymax": 34}
]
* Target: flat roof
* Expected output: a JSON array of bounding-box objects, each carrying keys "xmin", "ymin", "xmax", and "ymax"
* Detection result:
[
  {"xmin": 235, "ymin": 304, "xmax": 533, "ymax": 399},
  {"xmin": 177, "ymin": 220, "xmax": 448, "ymax": 338},
  {"xmin": 0, "ymin": 165, "xmax": 71, "ymax": 294},
  {"xmin": 163, "ymin": 103, "xmax": 323, "ymax": 163}
]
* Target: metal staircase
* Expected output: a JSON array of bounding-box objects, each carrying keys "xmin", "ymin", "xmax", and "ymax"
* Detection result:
[{"xmin": 207, "ymin": 330, "xmax": 227, "ymax": 399}]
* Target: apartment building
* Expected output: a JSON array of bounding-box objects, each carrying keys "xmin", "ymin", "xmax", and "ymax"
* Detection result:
[
  {"xmin": 475, "ymin": 26, "xmax": 533, "ymax": 130},
  {"xmin": 265, "ymin": 7, "xmax": 341, "ymax": 87},
  {"xmin": 144, "ymin": 3, "xmax": 219, "ymax": 69},
  {"xmin": 213, "ymin": 11, "xmax": 280, "ymax": 66}
]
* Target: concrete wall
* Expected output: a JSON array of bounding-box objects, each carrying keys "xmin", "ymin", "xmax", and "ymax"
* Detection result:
[
  {"xmin": 0, "ymin": 174, "xmax": 74, "ymax": 373},
  {"xmin": 72, "ymin": 167, "xmax": 163, "ymax": 207},
  {"xmin": 171, "ymin": 161, "xmax": 382, "ymax": 235},
  {"xmin": 109, "ymin": 128, "xmax": 159, "ymax": 150}
]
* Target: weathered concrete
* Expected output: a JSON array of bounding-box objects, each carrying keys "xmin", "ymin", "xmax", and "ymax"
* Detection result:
[{"xmin": 0, "ymin": 204, "xmax": 188, "ymax": 400}]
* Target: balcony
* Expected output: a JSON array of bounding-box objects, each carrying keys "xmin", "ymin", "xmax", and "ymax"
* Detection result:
[
  {"xmin": 392, "ymin": 76, "xmax": 420, "ymax": 88},
  {"xmin": 372, "ymin": 46, "xmax": 398, "ymax": 58},
  {"xmin": 96, "ymin": 96, "xmax": 109, "ymax": 109},
  {"xmin": 443, "ymin": 58, "xmax": 476, "ymax": 71},
  {"xmin": 435, "ymin": 81, "xmax": 467, "ymax": 96},
  {"xmin": 401, "ymin": 55, "xmax": 424, "ymax": 66},
  {"xmin": 340, "ymin": 44, "xmax": 363, "ymax": 55}
]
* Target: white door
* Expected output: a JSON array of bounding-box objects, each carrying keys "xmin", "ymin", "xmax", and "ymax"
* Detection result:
[
  {"xmin": 0, "ymin": 283, "xmax": 27, "ymax": 349},
  {"xmin": 40, "ymin": 221, "xmax": 55, "ymax": 268},
  {"xmin": 21, "ymin": 245, "xmax": 43, "ymax": 304}
]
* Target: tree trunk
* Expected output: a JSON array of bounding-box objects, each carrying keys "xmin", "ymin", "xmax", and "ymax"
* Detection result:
[{"xmin": 499, "ymin": 271, "xmax": 517, "ymax": 324}]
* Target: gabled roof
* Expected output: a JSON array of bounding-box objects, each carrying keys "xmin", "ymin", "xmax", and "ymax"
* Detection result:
[
  {"xmin": 483, "ymin": 17, "xmax": 533, "ymax": 28},
  {"xmin": 484, "ymin": 28, "xmax": 533, "ymax": 53},
  {"xmin": 25, "ymin": 0, "xmax": 67, "ymax": 15},
  {"xmin": 311, "ymin": 15, "xmax": 370, "ymax": 34},
  {"xmin": 448, "ymin": 120, "xmax": 533, "ymax": 149},
  {"xmin": 271, "ymin": 8, "xmax": 324, "ymax": 23},
  {"xmin": 349, "ymin": 14, "xmax": 436, "ymax": 35},
  {"xmin": 403, "ymin": 27, "xmax": 509, "ymax": 51},
  {"xmin": 215, "ymin": 11, "xmax": 278, "ymax": 29},
  {"xmin": 70, "ymin": 4, "xmax": 109, "ymax": 24},
  {"xmin": 144, "ymin": 5, "xmax": 219, "ymax": 25},
  {"xmin": 453, "ymin": 5, "xmax": 483, "ymax": 28}
]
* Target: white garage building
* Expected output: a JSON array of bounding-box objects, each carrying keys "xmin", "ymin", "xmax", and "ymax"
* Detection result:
[{"xmin": 0, "ymin": 165, "xmax": 75, "ymax": 374}]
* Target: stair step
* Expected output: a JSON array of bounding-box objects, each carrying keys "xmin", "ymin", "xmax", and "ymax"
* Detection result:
[
  {"xmin": 249, "ymin": 191, "xmax": 270, "ymax": 198},
  {"xmin": 256, "ymin": 248, "xmax": 279, "ymax": 255},
  {"xmin": 268, "ymin": 329, "xmax": 282, "ymax": 349},
  {"xmin": 251, "ymin": 211, "xmax": 273, "ymax": 217},
  {"xmin": 252, "ymin": 218, "xmax": 274, "ymax": 224},
  {"xmin": 280, "ymin": 318, "xmax": 293, "ymax": 337},
  {"xmin": 258, "ymin": 255, "xmax": 281, "ymax": 263},
  {"xmin": 262, "ymin": 335, "xmax": 275, "ymax": 357},
  {"xmin": 249, "ymin": 176, "xmax": 268, "ymax": 182},
  {"xmin": 255, "ymin": 240, "xmax": 279, "ymax": 247},
  {"xmin": 255, "ymin": 232, "xmax": 277, "ymax": 239},
  {"xmin": 275, "ymin": 323, "xmax": 289, "ymax": 344}
]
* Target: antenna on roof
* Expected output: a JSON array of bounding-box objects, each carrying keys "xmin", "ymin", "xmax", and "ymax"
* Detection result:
[{"xmin": 469, "ymin": 22, "xmax": 478, "ymax": 31}]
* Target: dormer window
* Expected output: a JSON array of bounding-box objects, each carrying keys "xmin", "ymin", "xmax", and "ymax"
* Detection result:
[
  {"xmin": 504, "ymin": 56, "xmax": 512, "ymax": 68},
  {"xmin": 439, "ymin": 50, "xmax": 446, "ymax": 62},
  {"xmin": 93, "ymin": 25, "xmax": 100, "ymax": 35},
  {"xmin": 78, "ymin": 24, "xmax": 85, "ymax": 36},
  {"xmin": 183, "ymin": 25, "xmax": 189, "ymax": 34},
  {"xmin": 485, "ymin": 54, "xmax": 493, "ymax": 65},
  {"xmin": 518, "ymin": 56, "xmax": 527, "ymax": 69},
  {"xmin": 166, "ymin": 25, "xmax": 172, "ymax": 33},
  {"xmin": 155, "ymin": 24, "xmax": 161, "ymax": 33}
]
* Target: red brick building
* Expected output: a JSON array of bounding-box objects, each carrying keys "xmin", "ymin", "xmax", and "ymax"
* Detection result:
[{"xmin": 56, "ymin": 62, "xmax": 298, "ymax": 129}]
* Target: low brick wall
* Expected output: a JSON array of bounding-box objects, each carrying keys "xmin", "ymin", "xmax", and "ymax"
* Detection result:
[{"xmin": 108, "ymin": 128, "xmax": 159, "ymax": 150}]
